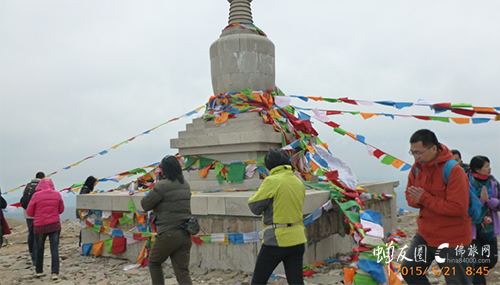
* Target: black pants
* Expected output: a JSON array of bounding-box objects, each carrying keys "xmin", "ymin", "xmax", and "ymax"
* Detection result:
[
  {"xmin": 401, "ymin": 233, "xmax": 472, "ymax": 285},
  {"xmin": 471, "ymin": 233, "xmax": 498, "ymax": 285},
  {"xmin": 26, "ymin": 219, "xmax": 35, "ymax": 262},
  {"xmin": 34, "ymin": 231, "xmax": 60, "ymax": 274},
  {"xmin": 252, "ymin": 243, "xmax": 305, "ymax": 285}
]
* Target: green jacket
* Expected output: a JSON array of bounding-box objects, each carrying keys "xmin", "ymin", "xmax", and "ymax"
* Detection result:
[
  {"xmin": 248, "ymin": 165, "xmax": 307, "ymax": 247},
  {"xmin": 141, "ymin": 178, "xmax": 191, "ymax": 233}
]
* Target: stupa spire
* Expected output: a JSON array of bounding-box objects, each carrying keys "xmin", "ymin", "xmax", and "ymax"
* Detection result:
[{"xmin": 228, "ymin": 0, "xmax": 253, "ymax": 24}]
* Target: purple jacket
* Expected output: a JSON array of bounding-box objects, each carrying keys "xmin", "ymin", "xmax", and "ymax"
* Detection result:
[{"xmin": 472, "ymin": 178, "xmax": 500, "ymax": 239}]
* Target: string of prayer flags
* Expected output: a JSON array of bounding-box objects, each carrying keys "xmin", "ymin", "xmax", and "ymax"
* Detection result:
[
  {"xmin": 319, "ymin": 109, "xmax": 498, "ymax": 124},
  {"xmin": 285, "ymin": 95, "xmax": 500, "ymax": 115},
  {"xmin": 312, "ymin": 118, "xmax": 411, "ymax": 171},
  {"xmin": 2, "ymin": 105, "xmax": 205, "ymax": 194}
]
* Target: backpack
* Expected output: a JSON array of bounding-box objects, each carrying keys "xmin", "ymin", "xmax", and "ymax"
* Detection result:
[
  {"xmin": 20, "ymin": 182, "xmax": 38, "ymax": 210},
  {"xmin": 412, "ymin": 159, "xmax": 482, "ymax": 223}
]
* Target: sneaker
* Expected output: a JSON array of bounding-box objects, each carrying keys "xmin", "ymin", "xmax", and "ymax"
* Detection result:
[
  {"xmin": 51, "ymin": 273, "xmax": 59, "ymax": 280},
  {"xmin": 34, "ymin": 273, "xmax": 45, "ymax": 278}
]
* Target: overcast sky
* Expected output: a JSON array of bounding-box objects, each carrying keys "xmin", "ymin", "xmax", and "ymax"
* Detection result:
[{"xmin": 1, "ymin": 1, "xmax": 499, "ymax": 213}]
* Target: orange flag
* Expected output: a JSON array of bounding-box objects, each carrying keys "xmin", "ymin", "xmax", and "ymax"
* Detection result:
[
  {"xmin": 92, "ymin": 241, "xmax": 104, "ymax": 257},
  {"xmin": 137, "ymin": 241, "xmax": 147, "ymax": 264},
  {"xmin": 214, "ymin": 112, "xmax": 229, "ymax": 125}
]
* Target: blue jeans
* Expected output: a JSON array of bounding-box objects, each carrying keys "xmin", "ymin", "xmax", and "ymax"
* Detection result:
[
  {"xmin": 34, "ymin": 231, "xmax": 60, "ymax": 274},
  {"xmin": 401, "ymin": 233, "xmax": 472, "ymax": 285}
]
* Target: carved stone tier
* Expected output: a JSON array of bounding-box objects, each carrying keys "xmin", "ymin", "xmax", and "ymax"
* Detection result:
[{"xmin": 170, "ymin": 112, "xmax": 292, "ymax": 191}]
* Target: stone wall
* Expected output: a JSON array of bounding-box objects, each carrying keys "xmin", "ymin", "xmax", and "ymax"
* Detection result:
[{"xmin": 77, "ymin": 180, "xmax": 398, "ymax": 271}]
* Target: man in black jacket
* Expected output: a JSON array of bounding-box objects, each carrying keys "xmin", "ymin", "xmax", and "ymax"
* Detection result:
[{"xmin": 20, "ymin": 171, "xmax": 44, "ymax": 263}]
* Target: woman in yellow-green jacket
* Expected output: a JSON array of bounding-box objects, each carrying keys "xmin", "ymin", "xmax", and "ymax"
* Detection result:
[{"xmin": 248, "ymin": 149, "xmax": 306, "ymax": 285}]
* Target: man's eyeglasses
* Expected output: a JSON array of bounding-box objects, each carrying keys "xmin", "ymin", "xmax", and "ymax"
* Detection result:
[{"xmin": 408, "ymin": 146, "xmax": 432, "ymax": 157}]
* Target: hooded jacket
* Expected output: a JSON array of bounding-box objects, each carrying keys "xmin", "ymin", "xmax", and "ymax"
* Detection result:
[
  {"xmin": 405, "ymin": 143, "xmax": 471, "ymax": 247},
  {"xmin": 248, "ymin": 165, "xmax": 307, "ymax": 247},
  {"xmin": 26, "ymin": 178, "xmax": 65, "ymax": 227}
]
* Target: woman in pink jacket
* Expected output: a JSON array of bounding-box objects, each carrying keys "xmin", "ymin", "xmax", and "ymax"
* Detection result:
[{"xmin": 27, "ymin": 178, "xmax": 65, "ymax": 280}]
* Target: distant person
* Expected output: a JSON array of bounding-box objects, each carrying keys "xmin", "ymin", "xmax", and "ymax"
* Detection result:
[
  {"xmin": 20, "ymin": 171, "xmax": 45, "ymax": 263},
  {"xmin": 248, "ymin": 149, "xmax": 306, "ymax": 285},
  {"xmin": 1, "ymin": 189, "xmax": 9, "ymax": 249},
  {"xmin": 77, "ymin": 176, "xmax": 96, "ymax": 247},
  {"xmin": 80, "ymin": 176, "xmax": 97, "ymax": 195},
  {"xmin": 452, "ymin": 149, "xmax": 470, "ymax": 172},
  {"xmin": 141, "ymin": 155, "xmax": 192, "ymax": 285},
  {"xmin": 468, "ymin": 155, "xmax": 499, "ymax": 285},
  {"xmin": 402, "ymin": 129, "xmax": 472, "ymax": 285},
  {"xmin": 26, "ymin": 178, "xmax": 65, "ymax": 280}
]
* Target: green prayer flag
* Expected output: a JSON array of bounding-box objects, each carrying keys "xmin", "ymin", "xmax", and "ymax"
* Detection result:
[
  {"xmin": 142, "ymin": 232, "xmax": 153, "ymax": 237},
  {"xmin": 359, "ymin": 251, "xmax": 379, "ymax": 262},
  {"xmin": 198, "ymin": 157, "xmax": 215, "ymax": 169},
  {"xmin": 241, "ymin": 88, "xmax": 254, "ymax": 100},
  {"xmin": 119, "ymin": 216, "xmax": 133, "ymax": 225},
  {"xmin": 316, "ymin": 168, "xmax": 324, "ymax": 176},
  {"xmin": 184, "ymin": 156, "xmax": 198, "ymax": 169},
  {"xmin": 90, "ymin": 225, "xmax": 101, "ymax": 233},
  {"xmin": 353, "ymin": 272, "xmax": 378, "ymax": 285},
  {"xmin": 347, "ymin": 111, "xmax": 360, "ymax": 115},
  {"xmin": 216, "ymin": 173, "xmax": 225, "ymax": 185},
  {"xmin": 104, "ymin": 238, "xmax": 114, "ymax": 254},
  {"xmin": 129, "ymin": 168, "xmax": 147, "ymax": 175},
  {"xmin": 226, "ymin": 163, "xmax": 247, "ymax": 183},
  {"xmin": 430, "ymin": 116, "xmax": 450, "ymax": 123},
  {"xmin": 200, "ymin": 236, "xmax": 212, "ymax": 243},
  {"xmin": 336, "ymin": 200, "xmax": 361, "ymax": 223},
  {"xmin": 380, "ymin": 155, "xmax": 396, "ymax": 165},
  {"xmin": 73, "ymin": 182, "xmax": 84, "ymax": 188},
  {"xmin": 334, "ymin": 128, "xmax": 346, "ymax": 135},
  {"xmin": 283, "ymin": 106, "xmax": 295, "ymax": 114},
  {"xmin": 128, "ymin": 198, "xmax": 136, "ymax": 213},
  {"xmin": 450, "ymin": 103, "xmax": 473, "ymax": 108},
  {"xmin": 254, "ymin": 155, "xmax": 265, "ymax": 165},
  {"xmin": 214, "ymin": 162, "xmax": 225, "ymax": 176},
  {"xmin": 322, "ymin": 98, "xmax": 341, "ymax": 103},
  {"xmin": 316, "ymin": 137, "xmax": 323, "ymax": 145}
]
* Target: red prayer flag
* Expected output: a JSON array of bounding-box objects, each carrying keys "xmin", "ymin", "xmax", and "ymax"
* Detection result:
[
  {"xmin": 111, "ymin": 212, "xmax": 124, "ymax": 228},
  {"xmin": 191, "ymin": 235, "xmax": 203, "ymax": 245},
  {"xmin": 338, "ymin": 97, "xmax": 358, "ymax": 105},
  {"xmin": 303, "ymin": 269, "xmax": 315, "ymax": 277},
  {"xmin": 324, "ymin": 121, "xmax": 340, "ymax": 128},
  {"xmin": 326, "ymin": 110, "xmax": 342, "ymax": 115},
  {"xmin": 111, "ymin": 236, "xmax": 127, "ymax": 255},
  {"xmin": 324, "ymin": 170, "xmax": 339, "ymax": 182},
  {"xmin": 373, "ymin": 149, "xmax": 385, "ymax": 158},
  {"xmin": 133, "ymin": 233, "xmax": 150, "ymax": 241},
  {"xmin": 451, "ymin": 108, "xmax": 475, "ymax": 117}
]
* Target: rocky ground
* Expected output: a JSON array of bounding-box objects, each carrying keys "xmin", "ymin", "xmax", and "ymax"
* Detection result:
[{"xmin": 1, "ymin": 213, "xmax": 500, "ymax": 285}]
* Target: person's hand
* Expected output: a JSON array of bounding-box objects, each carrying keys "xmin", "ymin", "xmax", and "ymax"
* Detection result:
[
  {"xmin": 408, "ymin": 186, "xmax": 425, "ymax": 204},
  {"xmin": 481, "ymin": 186, "xmax": 489, "ymax": 203}
]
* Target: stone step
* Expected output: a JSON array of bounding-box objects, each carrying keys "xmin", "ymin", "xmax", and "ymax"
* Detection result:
[
  {"xmin": 182, "ymin": 151, "xmax": 269, "ymax": 164},
  {"xmin": 190, "ymin": 112, "xmax": 264, "ymax": 130},
  {"xmin": 185, "ymin": 168, "xmax": 261, "ymax": 182},
  {"xmin": 177, "ymin": 142, "xmax": 282, "ymax": 157},
  {"xmin": 171, "ymin": 131, "xmax": 282, "ymax": 148},
  {"xmin": 181, "ymin": 123, "xmax": 276, "ymax": 138},
  {"xmin": 188, "ymin": 178, "xmax": 263, "ymax": 192}
]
